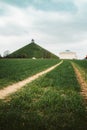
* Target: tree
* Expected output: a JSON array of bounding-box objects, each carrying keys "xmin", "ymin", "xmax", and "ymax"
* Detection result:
[
  {"xmin": 0, "ymin": 54, "xmax": 2, "ymax": 59},
  {"xmin": 85, "ymin": 55, "xmax": 87, "ymax": 59},
  {"xmin": 3, "ymin": 50, "xmax": 10, "ymax": 57}
]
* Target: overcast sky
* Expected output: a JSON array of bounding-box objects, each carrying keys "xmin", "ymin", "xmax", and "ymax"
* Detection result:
[{"xmin": 0, "ymin": 0, "xmax": 87, "ymax": 59}]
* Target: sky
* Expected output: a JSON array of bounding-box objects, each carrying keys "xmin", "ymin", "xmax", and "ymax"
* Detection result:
[{"xmin": 0, "ymin": 0, "xmax": 87, "ymax": 59}]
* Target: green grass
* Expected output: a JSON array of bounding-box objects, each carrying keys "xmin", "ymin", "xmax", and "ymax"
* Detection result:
[
  {"xmin": 73, "ymin": 60, "xmax": 87, "ymax": 81},
  {"xmin": 8, "ymin": 42, "xmax": 59, "ymax": 59},
  {"xmin": 0, "ymin": 59, "xmax": 59, "ymax": 89},
  {"xmin": 0, "ymin": 61, "xmax": 87, "ymax": 130}
]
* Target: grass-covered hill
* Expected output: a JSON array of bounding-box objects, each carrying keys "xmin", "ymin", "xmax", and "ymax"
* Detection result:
[{"xmin": 8, "ymin": 40, "xmax": 59, "ymax": 59}]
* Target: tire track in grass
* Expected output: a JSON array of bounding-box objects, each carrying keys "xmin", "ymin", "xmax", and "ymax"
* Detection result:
[
  {"xmin": 72, "ymin": 63, "xmax": 87, "ymax": 102},
  {"xmin": 0, "ymin": 60, "xmax": 63, "ymax": 99}
]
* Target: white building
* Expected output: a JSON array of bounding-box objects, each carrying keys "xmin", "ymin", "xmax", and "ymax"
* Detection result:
[{"xmin": 59, "ymin": 50, "xmax": 77, "ymax": 59}]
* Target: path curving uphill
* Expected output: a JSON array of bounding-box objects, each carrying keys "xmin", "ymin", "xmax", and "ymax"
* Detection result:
[{"xmin": 0, "ymin": 60, "xmax": 63, "ymax": 99}]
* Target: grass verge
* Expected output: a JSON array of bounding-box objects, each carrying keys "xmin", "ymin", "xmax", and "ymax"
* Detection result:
[
  {"xmin": 0, "ymin": 61, "xmax": 87, "ymax": 130},
  {"xmin": 0, "ymin": 59, "xmax": 59, "ymax": 89}
]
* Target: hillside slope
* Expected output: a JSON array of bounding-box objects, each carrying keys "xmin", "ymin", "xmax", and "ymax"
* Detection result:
[{"xmin": 8, "ymin": 41, "xmax": 59, "ymax": 59}]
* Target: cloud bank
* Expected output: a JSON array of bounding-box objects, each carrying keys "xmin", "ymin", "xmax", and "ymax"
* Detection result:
[{"xmin": 0, "ymin": 0, "xmax": 87, "ymax": 58}]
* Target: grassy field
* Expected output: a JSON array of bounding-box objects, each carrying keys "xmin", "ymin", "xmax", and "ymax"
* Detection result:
[
  {"xmin": 0, "ymin": 61, "xmax": 87, "ymax": 130},
  {"xmin": 0, "ymin": 59, "xmax": 59, "ymax": 89},
  {"xmin": 73, "ymin": 60, "xmax": 87, "ymax": 81}
]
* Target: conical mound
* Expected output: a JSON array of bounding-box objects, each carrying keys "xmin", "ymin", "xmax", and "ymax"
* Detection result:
[{"xmin": 8, "ymin": 40, "xmax": 59, "ymax": 59}]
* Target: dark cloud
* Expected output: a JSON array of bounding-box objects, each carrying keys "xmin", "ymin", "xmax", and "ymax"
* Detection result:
[{"xmin": 0, "ymin": 0, "xmax": 77, "ymax": 13}]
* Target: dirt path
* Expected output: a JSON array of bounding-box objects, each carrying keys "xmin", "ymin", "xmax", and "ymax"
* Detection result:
[
  {"xmin": 0, "ymin": 60, "xmax": 63, "ymax": 99},
  {"xmin": 72, "ymin": 63, "xmax": 87, "ymax": 101}
]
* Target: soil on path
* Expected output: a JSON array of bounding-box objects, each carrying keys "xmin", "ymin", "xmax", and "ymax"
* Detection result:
[
  {"xmin": 0, "ymin": 60, "xmax": 63, "ymax": 99},
  {"xmin": 72, "ymin": 63, "xmax": 87, "ymax": 102}
]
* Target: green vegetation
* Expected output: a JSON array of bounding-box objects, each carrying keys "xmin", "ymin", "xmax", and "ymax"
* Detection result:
[
  {"xmin": 8, "ymin": 42, "xmax": 59, "ymax": 59},
  {"xmin": 0, "ymin": 61, "xmax": 87, "ymax": 130},
  {"xmin": 0, "ymin": 54, "xmax": 2, "ymax": 58},
  {"xmin": 73, "ymin": 60, "xmax": 87, "ymax": 81},
  {"xmin": 0, "ymin": 59, "xmax": 59, "ymax": 89}
]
